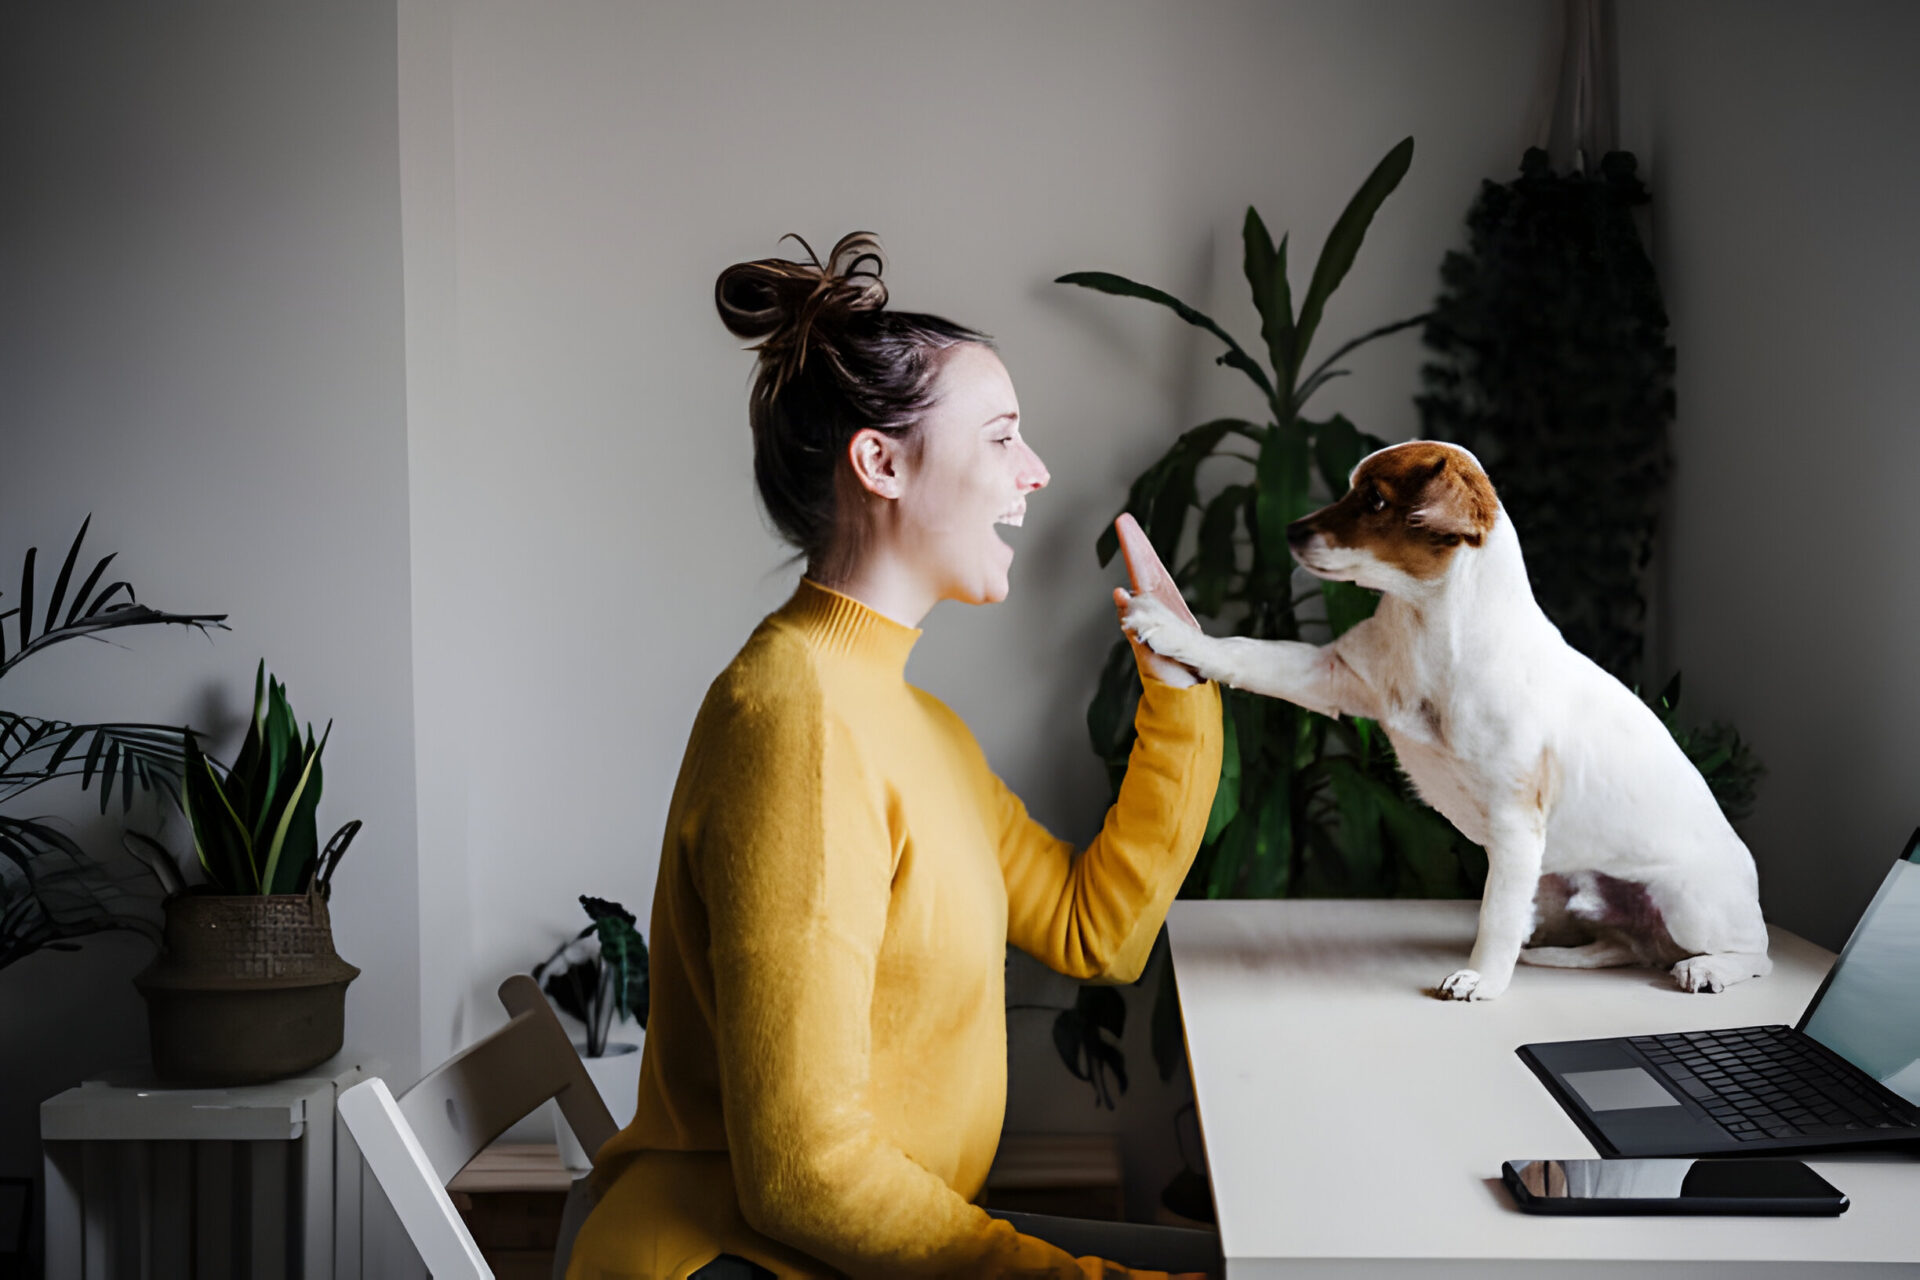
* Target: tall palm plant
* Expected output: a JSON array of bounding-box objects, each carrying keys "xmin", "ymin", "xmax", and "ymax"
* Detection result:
[{"xmin": 0, "ymin": 518, "xmax": 225, "ymax": 970}]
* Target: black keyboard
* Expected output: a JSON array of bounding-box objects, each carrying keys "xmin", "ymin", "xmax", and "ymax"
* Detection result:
[{"xmin": 1629, "ymin": 1025, "xmax": 1914, "ymax": 1142}]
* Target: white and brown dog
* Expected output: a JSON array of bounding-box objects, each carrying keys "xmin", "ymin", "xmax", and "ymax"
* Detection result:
[{"xmin": 1122, "ymin": 440, "xmax": 1770, "ymax": 1001}]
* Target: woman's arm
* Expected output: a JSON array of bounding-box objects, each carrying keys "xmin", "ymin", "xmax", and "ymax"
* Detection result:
[
  {"xmin": 986, "ymin": 674, "xmax": 1223, "ymax": 984},
  {"xmin": 697, "ymin": 683, "xmax": 1163, "ymax": 1278}
]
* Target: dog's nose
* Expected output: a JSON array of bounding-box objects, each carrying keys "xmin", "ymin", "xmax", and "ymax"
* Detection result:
[{"xmin": 1285, "ymin": 519, "xmax": 1315, "ymax": 549}]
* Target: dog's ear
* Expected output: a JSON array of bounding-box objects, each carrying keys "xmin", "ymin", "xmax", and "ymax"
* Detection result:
[{"xmin": 1407, "ymin": 455, "xmax": 1498, "ymax": 542}]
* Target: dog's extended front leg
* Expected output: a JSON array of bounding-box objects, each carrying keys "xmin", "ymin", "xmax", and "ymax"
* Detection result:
[
  {"xmin": 1438, "ymin": 809, "xmax": 1545, "ymax": 1002},
  {"xmin": 1121, "ymin": 593, "xmax": 1378, "ymax": 720}
]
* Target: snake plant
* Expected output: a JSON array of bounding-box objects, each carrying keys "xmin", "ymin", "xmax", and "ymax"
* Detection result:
[{"xmin": 175, "ymin": 660, "xmax": 359, "ymax": 897}]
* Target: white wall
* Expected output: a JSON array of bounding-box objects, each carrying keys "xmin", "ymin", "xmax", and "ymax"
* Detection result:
[
  {"xmin": 1619, "ymin": 0, "xmax": 1920, "ymax": 950},
  {"xmin": 404, "ymin": 0, "xmax": 1560, "ymax": 1207},
  {"xmin": 0, "ymin": 3, "xmax": 421, "ymax": 1266}
]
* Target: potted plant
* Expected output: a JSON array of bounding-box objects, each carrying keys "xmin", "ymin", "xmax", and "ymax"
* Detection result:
[
  {"xmin": 1058, "ymin": 137, "xmax": 1482, "ymax": 901},
  {"xmin": 131, "ymin": 661, "xmax": 363, "ymax": 1084},
  {"xmin": 533, "ymin": 895, "xmax": 648, "ymax": 1169},
  {"xmin": 1, "ymin": 517, "xmax": 225, "ymax": 973},
  {"xmin": 1418, "ymin": 148, "xmax": 1763, "ymax": 818}
]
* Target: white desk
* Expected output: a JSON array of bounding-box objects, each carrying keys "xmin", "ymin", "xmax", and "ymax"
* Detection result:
[{"xmin": 1165, "ymin": 899, "xmax": 1920, "ymax": 1278}]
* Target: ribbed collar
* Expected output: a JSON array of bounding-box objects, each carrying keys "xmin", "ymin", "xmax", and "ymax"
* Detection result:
[{"xmin": 777, "ymin": 578, "xmax": 921, "ymax": 678}]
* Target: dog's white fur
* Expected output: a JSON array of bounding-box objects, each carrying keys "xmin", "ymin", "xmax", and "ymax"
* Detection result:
[{"xmin": 1123, "ymin": 440, "xmax": 1770, "ymax": 1000}]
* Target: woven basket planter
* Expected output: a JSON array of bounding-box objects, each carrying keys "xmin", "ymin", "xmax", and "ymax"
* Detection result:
[{"xmin": 135, "ymin": 892, "xmax": 360, "ymax": 1085}]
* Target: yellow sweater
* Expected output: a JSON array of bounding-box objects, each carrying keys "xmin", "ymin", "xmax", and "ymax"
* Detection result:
[{"xmin": 568, "ymin": 580, "xmax": 1222, "ymax": 1280}]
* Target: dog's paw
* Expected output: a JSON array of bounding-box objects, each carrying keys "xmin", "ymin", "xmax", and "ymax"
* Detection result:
[
  {"xmin": 1121, "ymin": 592, "xmax": 1199, "ymax": 662},
  {"xmin": 1670, "ymin": 954, "xmax": 1750, "ymax": 993},
  {"xmin": 1435, "ymin": 968, "xmax": 1505, "ymax": 1001}
]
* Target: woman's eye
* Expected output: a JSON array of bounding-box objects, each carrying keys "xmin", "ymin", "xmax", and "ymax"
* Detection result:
[{"xmin": 995, "ymin": 436, "xmax": 1015, "ymax": 447}]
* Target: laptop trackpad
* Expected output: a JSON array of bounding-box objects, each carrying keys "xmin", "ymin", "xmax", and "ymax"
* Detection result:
[{"xmin": 1565, "ymin": 1068, "xmax": 1683, "ymax": 1111}]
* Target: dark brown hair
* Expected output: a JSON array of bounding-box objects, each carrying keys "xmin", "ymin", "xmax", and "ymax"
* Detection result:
[{"xmin": 715, "ymin": 232, "xmax": 989, "ymax": 563}]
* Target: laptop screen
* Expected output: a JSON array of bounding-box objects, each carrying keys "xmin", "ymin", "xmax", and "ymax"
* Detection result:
[{"xmin": 1799, "ymin": 858, "xmax": 1920, "ymax": 1105}]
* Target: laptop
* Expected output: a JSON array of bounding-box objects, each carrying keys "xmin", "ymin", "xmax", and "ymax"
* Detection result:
[{"xmin": 1517, "ymin": 832, "xmax": 1920, "ymax": 1157}]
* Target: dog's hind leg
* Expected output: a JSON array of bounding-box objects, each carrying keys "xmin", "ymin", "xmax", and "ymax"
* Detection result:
[
  {"xmin": 1520, "ymin": 941, "xmax": 1639, "ymax": 968},
  {"xmin": 1670, "ymin": 951, "xmax": 1772, "ymax": 993},
  {"xmin": 1646, "ymin": 874, "xmax": 1773, "ymax": 994}
]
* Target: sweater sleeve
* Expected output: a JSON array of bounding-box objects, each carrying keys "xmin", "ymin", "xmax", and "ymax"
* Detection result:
[
  {"xmin": 695, "ymin": 680, "xmax": 1172, "ymax": 1279},
  {"xmin": 992, "ymin": 676, "xmax": 1223, "ymax": 983}
]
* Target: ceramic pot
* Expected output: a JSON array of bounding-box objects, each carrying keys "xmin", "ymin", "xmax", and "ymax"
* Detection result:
[
  {"xmin": 555, "ymin": 1034, "xmax": 643, "ymax": 1170},
  {"xmin": 134, "ymin": 892, "xmax": 359, "ymax": 1085}
]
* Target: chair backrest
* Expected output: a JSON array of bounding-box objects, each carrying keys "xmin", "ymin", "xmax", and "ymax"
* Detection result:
[{"xmin": 338, "ymin": 974, "xmax": 618, "ymax": 1279}]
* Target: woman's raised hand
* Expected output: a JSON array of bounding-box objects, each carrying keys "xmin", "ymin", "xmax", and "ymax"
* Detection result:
[{"xmin": 1111, "ymin": 513, "xmax": 1202, "ymax": 688}]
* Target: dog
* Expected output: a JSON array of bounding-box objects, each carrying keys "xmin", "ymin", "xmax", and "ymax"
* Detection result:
[{"xmin": 1121, "ymin": 440, "xmax": 1770, "ymax": 1001}]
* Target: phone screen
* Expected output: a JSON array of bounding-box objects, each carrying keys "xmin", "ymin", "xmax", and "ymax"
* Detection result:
[{"xmin": 1509, "ymin": 1159, "xmax": 1839, "ymax": 1202}]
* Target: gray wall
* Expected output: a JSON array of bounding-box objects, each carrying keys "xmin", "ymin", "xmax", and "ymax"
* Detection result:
[
  {"xmin": 0, "ymin": 4, "xmax": 420, "ymax": 1268},
  {"xmin": 1619, "ymin": 0, "xmax": 1920, "ymax": 950}
]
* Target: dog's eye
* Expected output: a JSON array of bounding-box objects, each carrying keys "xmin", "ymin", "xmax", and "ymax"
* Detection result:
[{"xmin": 1364, "ymin": 488, "xmax": 1387, "ymax": 513}]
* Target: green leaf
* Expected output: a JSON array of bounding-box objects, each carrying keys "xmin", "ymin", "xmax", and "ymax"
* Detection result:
[
  {"xmin": 1310, "ymin": 414, "xmax": 1365, "ymax": 498},
  {"xmin": 1245, "ymin": 775, "xmax": 1294, "ymax": 897},
  {"xmin": 0, "ymin": 523, "xmax": 225, "ymax": 682},
  {"xmin": 42, "ymin": 516, "xmax": 88, "ymax": 640},
  {"xmin": 185, "ymin": 734, "xmax": 256, "ymax": 893},
  {"xmin": 1295, "ymin": 137, "xmax": 1414, "ymax": 369},
  {"xmin": 64, "ymin": 549, "xmax": 113, "ymax": 628},
  {"xmin": 593, "ymin": 909, "xmax": 649, "ymax": 1026},
  {"xmin": 1242, "ymin": 210, "xmax": 1295, "ymax": 394},
  {"xmin": 1192, "ymin": 484, "xmax": 1250, "ymax": 616},
  {"xmin": 1204, "ymin": 813, "xmax": 1253, "ymax": 899},
  {"xmin": 1319, "ymin": 580, "xmax": 1380, "ymax": 638},
  {"xmin": 95, "ymin": 740, "xmax": 119, "ymax": 816},
  {"xmin": 1051, "ymin": 985, "xmax": 1129, "ymax": 1109},
  {"xmin": 1202, "ymin": 698, "xmax": 1241, "ymax": 843},
  {"xmin": 257, "ymin": 678, "xmax": 302, "ymax": 845},
  {"xmin": 122, "ymin": 831, "xmax": 185, "ymax": 898},
  {"xmin": 1378, "ymin": 785, "xmax": 1474, "ymax": 896},
  {"xmin": 315, "ymin": 820, "xmax": 360, "ymax": 897},
  {"xmin": 260, "ymin": 721, "xmax": 329, "ymax": 895},
  {"xmin": 1254, "ymin": 423, "xmax": 1312, "ymax": 575},
  {"xmin": 1328, "ymin": 758, "xmax": 1384, "ymax": 891},
  {"xmin": 230, "ymin": 660, "xmax": 268, "ymax": 795},
  {"xmin": 1086, "ymin": 638, "xmax": 1141, "ymax": 767},
  {"xmin": 1148, "ymin": 455, "xmax": 1197, "ymax": 565},
  {"xmin": 1106, "ymin": 419, "xmax": 1247, "ymax": 572},
  {"xmin": 1149, "ymin": 934, "xmax": 1183, "ymax": 1083},
  {"xmin": 1097, "ymin": 462, "xmax": 1172, "ymax": 567},
  {"xmin": 17, "ymin": 546, "xmax": 35, "ymax": 655},
  {"xmin": 1058, "ymin": 271, "xmax": 1278, "ymax": 409}
]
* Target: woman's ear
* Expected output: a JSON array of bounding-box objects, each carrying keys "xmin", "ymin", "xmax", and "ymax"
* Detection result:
[{"xmin": 847, "ymin": 428, "xmax": 906, "ymax": 500}]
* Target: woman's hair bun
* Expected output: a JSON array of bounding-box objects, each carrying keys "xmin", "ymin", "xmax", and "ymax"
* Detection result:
[{"xmin": 715, "ymin": 231, "xmax": 889, "ymax": 393}]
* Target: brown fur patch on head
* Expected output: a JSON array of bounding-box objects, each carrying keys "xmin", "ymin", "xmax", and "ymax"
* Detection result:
[{"xmin": 1289, "ymin": 442, "xmax": 1500, "ymax": 580}]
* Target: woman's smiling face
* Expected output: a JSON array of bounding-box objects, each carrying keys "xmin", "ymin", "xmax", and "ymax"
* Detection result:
[{"xmin": 896, "ymin": 343, "xmax": 1050, "ymax": 605}]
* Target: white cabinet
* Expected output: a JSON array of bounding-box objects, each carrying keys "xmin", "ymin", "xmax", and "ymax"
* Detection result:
[{"xmin": 40, "ymin": 1053, "xmax": 382, "ymax": 1280}]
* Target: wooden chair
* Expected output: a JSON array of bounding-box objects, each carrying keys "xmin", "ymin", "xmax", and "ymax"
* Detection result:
[{"xmin": 339, "ymin": 975, "xmax": 615, "ymax": 1279}]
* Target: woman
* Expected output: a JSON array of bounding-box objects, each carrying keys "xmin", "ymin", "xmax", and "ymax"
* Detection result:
[{"xmin": 567, "ymin": 233, "xmax": 1223, "ymax": 1279}]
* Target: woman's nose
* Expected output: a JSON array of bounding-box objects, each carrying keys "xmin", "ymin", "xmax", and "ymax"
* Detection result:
[{"xmin": 1017, "ymin": 440, "xmax": 1050, "ymax": 492}]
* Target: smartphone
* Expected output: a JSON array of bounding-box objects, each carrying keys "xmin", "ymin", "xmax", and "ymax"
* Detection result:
[{"xmin": 1502, "ymin": 1158, "xmax": 1848, "ymax": 1216}]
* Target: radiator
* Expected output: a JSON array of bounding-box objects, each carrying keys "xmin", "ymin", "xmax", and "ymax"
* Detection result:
[{"xmin": 40, "ymin": 1057, "xmax": 377, "ymax": 1280}]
